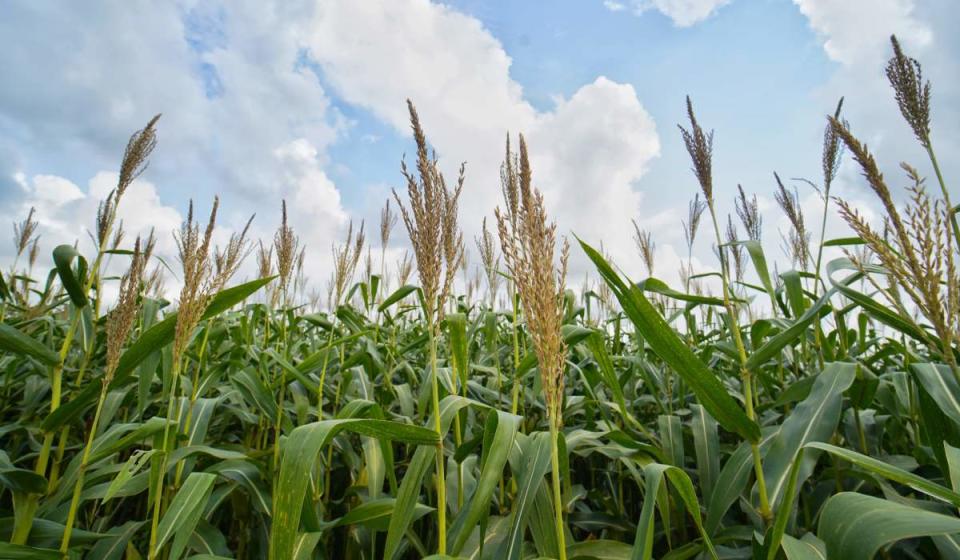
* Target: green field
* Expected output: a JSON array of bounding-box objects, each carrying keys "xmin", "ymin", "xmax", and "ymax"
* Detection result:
[{"xmin": 3, "ymin": 36, "xmax": 960, "ymax": 560}]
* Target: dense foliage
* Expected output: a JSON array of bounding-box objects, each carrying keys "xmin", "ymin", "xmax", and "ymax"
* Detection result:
[{"xmin": 2, "ymin": 35, "xmax": 960, "ymax": 560}]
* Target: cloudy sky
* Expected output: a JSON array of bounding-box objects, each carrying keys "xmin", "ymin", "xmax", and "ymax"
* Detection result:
[{"xmin": 2, "ymin": 0, "xmax": 958, "ymax": 300}]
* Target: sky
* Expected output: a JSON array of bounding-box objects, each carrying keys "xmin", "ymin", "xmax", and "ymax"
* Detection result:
[{"xmin": 1, "ymin": 0, "xmax": 958, "ymax": 304}]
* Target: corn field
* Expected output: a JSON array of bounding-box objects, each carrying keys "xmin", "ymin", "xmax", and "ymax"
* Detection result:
[{"xmin": 3, "ymin": 36, "xmax": 960, "ymax": 560}]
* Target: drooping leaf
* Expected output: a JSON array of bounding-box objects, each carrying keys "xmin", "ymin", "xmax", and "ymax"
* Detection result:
[
  {"xmin": 579, "ymin": 237, "xmax": 759, "ymax": 442},
  {"xmin": 817, "ymin": 492, "xmax": 960, "ymax": 559}
]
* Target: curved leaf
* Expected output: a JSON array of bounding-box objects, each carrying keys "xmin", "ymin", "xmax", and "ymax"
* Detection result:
[
  {"xmin": 41, "ymin": 276, "xmax": 274, "ymax": 431},
  {"xmin": 271, "ymin": 419, "xmax": 439, "ymax": 560},
  {"xmin": 0, "ymin": 323, "xmax": 59, "ymax": 366},
  {"xmin": 52, "ymin": 244, "xmax": 88, "ymax": 308},
  {"xmin": 579, "ymin": 238, "xmax": 759, "ymax": 442},
  {"xmin": 817, "ymin": 492, "xmax": 960, "ymax": 559}
]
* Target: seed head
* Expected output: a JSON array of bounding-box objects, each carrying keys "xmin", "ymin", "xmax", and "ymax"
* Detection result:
[
  {"xmin": 392, "ymin": 100, "xmax": 464, "ymax": 328},
  {"xmin": 331, "ymin": 220, "xmax": 365, "ymax": 308},
  {"xmin": 682, "ymin": 193, "xmax": 707, "ymax": 254},
  {"xmin": 117, "ymin": 114, "xmax": 160, "ymax": 197},
  {"xmin": 495, "ymin": 134, "xmax": 568, "ymax": 429},
  {"xmin": 13, "ymin": 207, "xmax": 39, "ymax": 257},
  {"xmin": 822, "ymin": 98, "xmax": 846, "ymax": 192},
  {"xmin": 735, "ymin": 185, "xmax": 762, "ymax": 241},
  {"xmin": 632, "ymin": 220, "xmax": 655, "ymax": 277},
  {"xmin": 215, "ymin": 214, "xmax": 254, "ymax": 291},
  {"xmin": 725, "ymin": 215, "xmax": 745, "ymax": 282},
  {"xmin": 105, "ymin": 235, "xmax": 149, "ymax": 378},
  {"xmin": 475, "ymin": 217, "xmax": 501, "ymax": 308},
  {"xmin": 774, "ymin": 173, "xmax": 811, "ymax": 269},
  {"xmin": 678, "ymin": 96, "xmax": 715, "ymax": 201},
  {"xmin": 397, "ymin": 251, "xmax": 414, "ymax": 287},
  {"xmin": 886, "ymin": 35, "xmax": 931, "ymax": 147},
  {"xmin": 380, "ymin": 199, "xmax": 398, "ymax": 249},
  {"xmin": 274, "ymin": 201, "xmax": 300, "ymax": 303},
  {"xmin": 172, "ymin": 197, "xmax": 219, "ymax": 363}
]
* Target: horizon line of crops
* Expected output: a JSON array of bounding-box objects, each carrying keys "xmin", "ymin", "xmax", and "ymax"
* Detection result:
[{"xmin": 1, "ymin": 34, "xmax": 959, "ymax": 560}]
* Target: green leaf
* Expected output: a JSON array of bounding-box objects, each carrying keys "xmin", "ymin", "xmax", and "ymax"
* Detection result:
[
  {"xmin": 0, "ymin": 323, "xmax": 59, "ymax": 366},
  {"xmin": 744, "ymin": 288, "xmax": 836, "ymax": 371},
  {"xmin": 705, "ymin": 432, "xmax": 775, "ymax": 536},
  {"xmin": 766, "ymin": 448, "xmax": 804, "ymax": 560},
  {"xmin": 738, "ymin": 240, "xmax": 776, "ymax": 304},
  {"xmin": 102, "ymin": 450, "xmax": 156, "ymax": 502},
  {"xmin": 805, "ymin": 442, "xmax": 960, "ymax": 507},
  {"xmin": 780, "ymin": 534, "xmax": 827, "ymax": 560},
  {"xmin": 567, "ymin": 539, "xmax": 633, "ymax": 559},
  {"xmin": 762, "ymin": 362, "xmax": 856, "ymax": 508},
  {"xmin": 497, "ymin": 432, "xmax": 553, "ymax": 560},
  {"xmin": 88, "ymin": 521, "xmax": 145, "ymax": 560},
  {"xmin": 155, "ymin": 472, "xmax": 217, "ymax": 560},
  {"xmin": 911, "ymin": 363, "xmax": 960, "ymax": 427},
  {"xmin": 817, "ymin": 492, "xmax": 960, "ymax": 559},
  {"xmin": 448, "ymin": 410, "xmax": 520, "ymax": 554},
  {"xmin": 826, "ymin": 258, "xmax": 928, "ymax": 344},
  {"xmin": 378, "ymin": 284, "xmax": 419, "ymax": 312},
  {"xmin": 823, "ymin": 236, "xmax": 864, "ymax": 247},
  {"xmin": 690, "ymin": 405, "xmax": 720, "ymax": 500},
  {"xmin": 271, "ymin": 419, "xmax": 440, "ymax": 560},
  {"xmin": 637, "ymin": 277, "xmax": 728, "ymax": 306},
  {"xmin": 585, "ymin": 332, "xmax": 637, "ymax": 429},
  {"xmin": 579, "ymin": 237, "xmax": 759, "ymax": 442},
  {"xmin": 52, "ymin": 244, "xmax": 88, "ymax": 308},
  {"xmin": 630, "ymin": 463, "xmax": 717, "ymax": 560},
  {"xmin": 41, "ymin": 276, "xmax": 274, "ymax": 431},
  {"xmin": 446, "ymin": 313, "xmax": 469, "ymax": 391},
  {"xmin": 0, "ymin": 543, "xmax": 61, "ymax": 559},
  {"xmin": 384, "ymin": 396, "xmax": 478, "ymax": 560},
  {"xmin": 658, "ymin": 415, "xmax": 683, "ymax": 468},
  {"xmin": 0, "ymin": 468, "xmax": 47, "ymax": 495}
]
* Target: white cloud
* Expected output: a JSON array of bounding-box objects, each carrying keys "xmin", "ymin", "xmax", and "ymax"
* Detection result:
[
  {"xmin": 305, "ymin": 0, "xmax": 662, "ymax": 279},
  {"xmin": 9, "ymin": 0, "xmax": 943, "ymax": 305},
  {"xmin": 0, "ymin": 0, "xmax": 351, "ymax": 298},
  {"xmin": 529, "ymin": 77, "xmax": 660, "ymax": 275},
  {"xmin": 603, "ymin": 0, "xmax": 731, "ymax": 27},
  {"xmin": 272, "ymin": 138, "xmax": 350, "ymax": 279},
  {"xmin": 0, "ymin": 172, "xmax": 184, "ymax": 300},
  {"xmin": 793, "ymin": 0, "xmax": 932, "ymax": 66}
]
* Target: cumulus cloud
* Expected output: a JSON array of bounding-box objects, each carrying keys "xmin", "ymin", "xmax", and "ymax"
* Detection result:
[
  {"xmin": 793, "ymin": 0, "xmax": 932, "ymax": 66},
  {"xmin": 306, "ymin": 0, "xmax": 662, "ymax": 280},
  {"xmin": 7, "ymin": 0, "xmax": 949, "ymax": 304},
  {"xmin": 0, "ymin": 0, "xmax": 351, "ymax": 298},
  {"xmin": 528, "ymin": 77, "xmax": 660, "ymax": 274},
  {"xmin": 602, "ymin": 0, "xmax": 731, "ymax": 27},
  {"xmin": 0, "ymin": 172, "xmax": 183, "ymax": 299}
]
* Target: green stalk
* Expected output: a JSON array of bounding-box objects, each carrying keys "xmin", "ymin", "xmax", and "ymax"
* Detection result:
[
  {"xmin": 148, "ymin": 355, "xmax": 183, "ymax": 560},
  {"xmin": 60, "ymin": 379, "xmax": 110, "ymax": 554},
  {"xmin": 707, "ymin": 201, "xmax": 772, "ymax": 523},
  {"xmin": 509, "ymin": 287, "xmax": 521, "ymax": 418},
  {"xmin": 271, "ymin": 310, "xmax": 290, "ymax": 476},
  {"xmin": 14, "ymin": 230, "xmax": 113, "ymax": 544},
  {"xmin": 428, "ymin": 322, "xmax": 447, "ymax": 555},
  {"xmin": 175, "ymin": 322, "xmax": 213, "ymax": 489},
  {"xmin": 549, "ymin": 421, "xmax": 567, "ymax": 560}
]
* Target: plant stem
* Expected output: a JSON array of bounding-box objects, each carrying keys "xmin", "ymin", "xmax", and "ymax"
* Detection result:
[
  {"xmin": 60, "ymin": 380, "xmax": 109, "ymax": 554},
  {"xmin": 707, "ymin": 201, "xmax": 772, "ymax": 523},
  {"xmin": 148, "ymin": 357, "xmax": 183, "ymax": 560},
  {"xmin": 549, "ymin": 421, "xmax": 568, "ymax": 560},
  {"xmin": 428, "ymin": 322, "xmax": 447, "ymax": 555}
]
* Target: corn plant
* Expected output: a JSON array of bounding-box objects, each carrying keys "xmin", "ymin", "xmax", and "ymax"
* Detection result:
[{"xmin": 2, "ymin": 35, "xmax": 960, "ymax": 560}]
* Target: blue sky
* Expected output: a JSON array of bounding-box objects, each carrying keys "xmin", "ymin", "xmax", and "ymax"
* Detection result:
[{"xmin": 2, "ymin": 0, "xmax": 957, "ymax": 298}]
